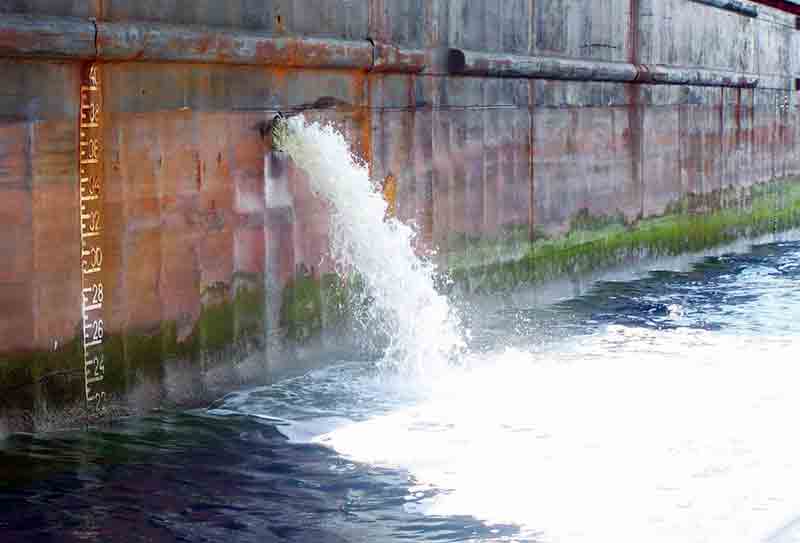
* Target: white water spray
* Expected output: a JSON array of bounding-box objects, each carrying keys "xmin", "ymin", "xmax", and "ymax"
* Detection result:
[{"xmin": 274, "ymin": 115, "xmax": 464, "ymax": 373}]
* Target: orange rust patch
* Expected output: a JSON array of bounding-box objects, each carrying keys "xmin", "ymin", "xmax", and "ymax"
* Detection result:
[{"xmin": 382, "ymin": 173, "xmax": 397, "ymax": 219}]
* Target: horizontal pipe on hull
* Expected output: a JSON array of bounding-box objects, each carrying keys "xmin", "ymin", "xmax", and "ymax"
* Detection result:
[
  {"xmin": 636, "ymin": 64, "xmax": 760, "ymax": 88},
  {"xmin": 447, "ymin": 48, "xmax": 639, "ymax": 82},
  {"xmin": 0, "ymin": 14, "xmax": 427, "ymax": 73},
  {"xmin": 370, "ymin": 40, "xmax": 427, "ymax": 73},
  {"xmin": 688, "ymin": 0, "xmax": 759, "ymax": 17},
  {"xmin": 0, "ymin": 15, "xmax": 95, "ymax": 59},
  {"xmin": 97, "ymin": 21, "xmax": 375, "ymax": 69},
  {"xmin": 447, "ymin": 49, "xmax": 760, "ymax": 89}
]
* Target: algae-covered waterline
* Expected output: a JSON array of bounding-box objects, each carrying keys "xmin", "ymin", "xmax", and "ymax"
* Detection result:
[{"xmin": 2, "ymin": 237, "xmax": 800, "ymax": 543}]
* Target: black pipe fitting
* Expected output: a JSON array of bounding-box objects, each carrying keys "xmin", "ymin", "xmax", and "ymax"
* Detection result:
[{"xmin": 269, "ymin": 112, "xmax": 289, "ymax": 151}]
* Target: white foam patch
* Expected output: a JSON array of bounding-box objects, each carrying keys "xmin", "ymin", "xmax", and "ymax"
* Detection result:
[
  {"xmin": 307, "ymin": 330, "xmax": 800, "ymax": 543},
  {"xmin": 276, "ymin": 417, "xmax": 352, "ymax": 444}
]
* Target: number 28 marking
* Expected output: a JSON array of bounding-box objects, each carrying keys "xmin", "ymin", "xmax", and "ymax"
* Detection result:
[{"xmin": 91, "ymin": 283, "xmax": 104, "ymax": 304}]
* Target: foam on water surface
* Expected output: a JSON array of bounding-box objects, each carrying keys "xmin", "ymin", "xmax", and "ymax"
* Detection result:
[{"xmin": 309, "ymin": 332, "xmax": 800, "ymax": 543}]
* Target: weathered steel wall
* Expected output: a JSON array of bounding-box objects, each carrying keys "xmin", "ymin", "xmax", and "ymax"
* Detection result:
[{"xmin": 1, "ymin": 0, "xmax": 799, "ymax": 432}]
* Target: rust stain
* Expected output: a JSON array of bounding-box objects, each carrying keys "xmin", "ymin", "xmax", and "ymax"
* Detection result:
[
  {"xmin": 369, "ymin": 0, "xmax": 387, "ymax": 41},
  {"xmin": 371, "ymin": 42, "xmax": 427, "ymax": 73},
  {"xmin": 626, "ymin": 0, "xmax": 645, "ymax": 221},
  {"xmin": 405, "ymin": 73, "xmax": 418, "ymax": 235},
  {"xmin": 275, "ymin": 14, "xmax": 286, "ymax": 34},
  {"xmin": 735, "ymin": 88, "xmax": 742, "ymax": 147},
  {"xmin": 719, "ymin": 88, "xmax": 725, "ymax": 139},
  {"xmin": 101, "ymin": 110, "xmax": 266, "ymax": 335},
  {"xmin": 96, "ymin": 22, "xmax": 373, "ymax": 69},
  {"xmin": 357, "ymin": 71, "xmax": 373, "ymax": 168},
  {"xmin": 0, "ymin": 29, "xmax": 32, "ymax": 52},
  {"xmin": 254, "ymin": 39, "xmax": 284, "ymax": 65},
  {"xmin": 0, "ymin": 19, "xmax": 95, "ymax": 59},
  {"xmin": 195, "ymin": 151, "xmax": 203, "ymax": 190},
  {"xmin": 270, "ymin": 65, "xmax": 289, "ymax": 88},
  {"xmin": 382, "ymin": 173, "xmax": 397, "ymax": 219},
  {"xmin": 566, "ymin": 110, "xmax": 579, "ymax": 155},
  {"xmin": 678, "ymin": 104, "xmax": 686, "ymax": 190},
  {"xmin": 749, "ymin": 89, "xmax": 756, "ymax": 147},
  {"xmin": 195, "ymin": 34, "xmax": 214, "ymax": 56},
  {"xmin": 528, "ymin": 80, "xmax": 536, "ymax": 243}
]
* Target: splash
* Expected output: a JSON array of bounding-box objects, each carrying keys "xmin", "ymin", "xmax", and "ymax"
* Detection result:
[{"xmin": 275, "ymin": 115, "xmax": 464, "ymax": 373}]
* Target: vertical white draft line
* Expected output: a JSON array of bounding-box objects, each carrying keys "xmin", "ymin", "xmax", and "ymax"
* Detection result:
[{"xmin": 78, "ymin": 63, "xmax": 106, "ymax": 413}]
